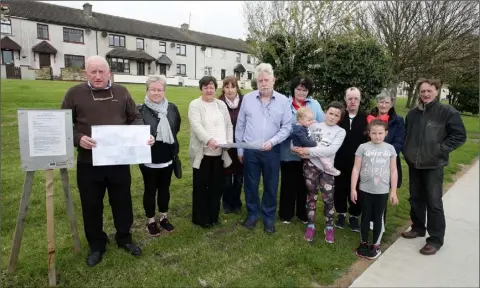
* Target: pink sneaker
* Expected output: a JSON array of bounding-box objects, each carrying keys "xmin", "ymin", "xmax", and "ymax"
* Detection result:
[
  {"xmin": 304, "ymin": 227, "xmax": 315, "ymax": 242},
  {"xmin": 324, "ymin": 227, "xmax": 335, "ymax": 243}
]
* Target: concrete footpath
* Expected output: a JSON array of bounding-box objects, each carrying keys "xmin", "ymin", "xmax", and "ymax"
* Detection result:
[{"xmin": 350, "ymin": 161, "xmax": 479, "ymax": 288}]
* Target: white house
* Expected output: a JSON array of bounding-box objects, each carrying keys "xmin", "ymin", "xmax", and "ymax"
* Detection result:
[{"xmin": 0, "ymin": 1, "xmax": 256, "ymax": 88}]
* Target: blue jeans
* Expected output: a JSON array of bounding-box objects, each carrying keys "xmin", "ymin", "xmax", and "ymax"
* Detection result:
[{"xmin": 243, "ymin": 145, "xmax": 281, "ymax": 227}]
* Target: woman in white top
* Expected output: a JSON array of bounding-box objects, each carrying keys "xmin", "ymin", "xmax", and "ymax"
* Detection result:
[{"xmin": 188, "ymin": 76, "xmax": 233, "ymax": 228}]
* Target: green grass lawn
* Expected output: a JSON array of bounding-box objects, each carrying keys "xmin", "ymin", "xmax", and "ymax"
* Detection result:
[{"xmin": 1, "ymin": 79, "xmax": 478, "ymax": 287}]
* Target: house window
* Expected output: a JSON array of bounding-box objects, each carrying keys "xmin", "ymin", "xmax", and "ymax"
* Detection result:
[
  {"xmin": 176, "ymin": 44, "xmax": 186, "ymax": 56},
  {"xmin": 247, "ymin": 72, "xmax": 253, "ymax": 80},
  {"xmin": 136, "ymin": 38, "xmax": 144, "ymax": 50},
  {"xmin": 247, "ymin": 55, "xmax": 251, "ymax": 64},
  {"xmin": 204, "ymin": 67, "xmax": 212, "ymax": 76},
  {"xmin": 108, "ymin": 34, "xmax": 125, "ymax": 47},
  {"xmin": 176, "ymin": 64, "xmax": 186, "ymax": 75},
  {"xmin": 63, "ymin": 27, "xmax": 84, "ymax": 43},
  {"xmin": 1, "ymin": 20, "xmax": 12, "ymax": 34},
  {"xmin": 205, "ymin": 48, "xmax": 212, "ymax": 57},
  {"xmin": 64, "ymin": 54, "xmax": 85, "ymax": 69},
  {"xmin": 109, "ymin": 57, "xmax": 130, "ymax": 73},
  {"xmin": 37, "ymin": 24, "xmax": 49, "ymax": 39},
  {"xmin": 159, "ymin": 41, "xmax": 166, "ymax": 53},
  {"xmin": 1, "ymin": 50, "xmax": 14, "ymax": 64},
  {"xmin": 236, "ymin": 53, "xmax": 241, "ymax": 63},
  {"xmin": 221, "ymin": 50, "xmax": 226, "ymax": 59}
]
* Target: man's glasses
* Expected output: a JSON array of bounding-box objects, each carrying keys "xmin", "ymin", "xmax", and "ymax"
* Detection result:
[{"xmin": 90, "ymin": 89, "xmax": 114, "ymax": 101}]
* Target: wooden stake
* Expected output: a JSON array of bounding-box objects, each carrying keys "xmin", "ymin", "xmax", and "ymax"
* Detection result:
[
  {"xmin": 7, "ymin": 171, "xmax": 35, "ymax": 274},
  {"xmin": 59, "ymin": 168, "xmax": 80, "ymax": 253},
  {"xmin": 45, "ymin": 169, "xmax": 56, "ymax": 287}
]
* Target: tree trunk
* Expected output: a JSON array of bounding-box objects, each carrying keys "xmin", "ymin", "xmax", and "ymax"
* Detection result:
[
  {"xmin": 405, "ymin": 82, "xmax": 415, "ymax": 108},
  {"xmin": 410, "ymin": 90, "xmax": 419, "ymax": 108}
]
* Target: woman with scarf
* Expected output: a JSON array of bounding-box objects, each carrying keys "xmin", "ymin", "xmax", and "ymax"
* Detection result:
[
  {"xmin": 138, "ymin": 75, "xmax": 181, "ymax": 237},
  {"xmin": 218, "ymin": 76, "xmax": 244, "ymax": 214},
  {"xmin": 367, "ymin": 93, "xmax": 405, "ymax": 227}
]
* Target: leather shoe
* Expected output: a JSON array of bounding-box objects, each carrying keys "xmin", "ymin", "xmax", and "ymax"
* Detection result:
[
  {"xmin": 401, "ymin": 229, "xmax": 426, "ymax": 239},
  {"xmin": 420, "ymin": 243, "xmax": 439, "ymax": 255},
  {"xmin": 264, "ymin": 225, "xmax": 275, "ymax": 234},
  {"xmin": 242, "ymin": 219, "xmax": 257, "ymax": 230},
  {"xmin": 119, "ymin": 243, "xmax": 141, "ymax": 256},
  {"xmin": 86, "ymin": 251, "xmax": 104, "ymax": 267}
]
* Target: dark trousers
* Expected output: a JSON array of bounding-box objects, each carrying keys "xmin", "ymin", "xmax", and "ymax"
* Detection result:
[
  {"xmin": 192, "ymin": 156, "xmax": 224, "ymax": 227},
  {"xmin": 243, "ymin": 146, "xmax": 281, "ymax": 227},
  {"xmin": 139, "ymin": 164, "xmax": 173, "ymax": 218},
  {"xmin": 408, "ymin": 166, "xmax": 445, "ymax": 248},
  {"xmin": 76, "ymin": 162, "xmax": 133, "ymax": 252},
  {"xmin": 222, "ymin": 171, "xmax": 244, "ymax": 212},
  {"xmin": 279, "ymin": 161, "xmax": 307, "ymax": 222},
  {"xmin": 334, "ymin": 168, "xmax": 362, "ymax": 217},
  {"xmin": 360, "ymin": 191, "xmax": 388, "ymax": 245}
]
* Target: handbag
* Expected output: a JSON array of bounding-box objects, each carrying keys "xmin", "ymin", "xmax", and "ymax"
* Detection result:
[{"xmin": 173, "ymin": 154, "xmax": 182, "ymax": 179}]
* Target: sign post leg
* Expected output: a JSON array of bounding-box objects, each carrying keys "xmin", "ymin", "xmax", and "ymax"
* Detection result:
[
  {"xmin": 59, "ymin": 168, "xmax": 81, "ymax": 253},
  {"xmin": 45, "ymin": 169, "xmax": 56, "ymax": 287},
  {"xmin": 7, "ymin": 171, "xmax": 35, "ymax": 274}
]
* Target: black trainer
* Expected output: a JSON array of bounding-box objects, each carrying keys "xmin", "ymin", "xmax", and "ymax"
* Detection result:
[
  {"xmin": 349, "ymin": 216, "xmax": 360, "ymax": 232},
  {"xmin": 366, "ymin": 244, "xmax": 382, "ymax": 260},
  {"xmin": 355, "ymin": 242, "xmax": 368, "ymax": 258},
  {"xmin": 335, "ymin": 214, "xmax": 346, "ymax": 229},
  {"xmin": 159, "ymin": 218, "xmax": 175, "ymax": 232},
  {"xmin": 146, "ymin": 222, "xmax": 161, "ymax": 237}
]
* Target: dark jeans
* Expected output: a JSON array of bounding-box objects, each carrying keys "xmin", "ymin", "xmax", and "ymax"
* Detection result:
[
  {"xmin": 334, "ymin": 168, "xmax": 362, "ymax": 217},
  {"xmin": 408, "ymin": 166, "xmax": 445, "ymax": 248},
  {"xmin": 192, "ymin": 156, "xmax": 224, "ymax": 227},
  {"xmin": 76, "ymin": 162, "xmax": 133, "ymax": 252},
  {"xmin": 243, "ymin": 146, "xmax": 281, "ymax": 227},
  {"xmin": 139, "ymin": 164, "xmax": 173, "ymax": 218},
  {"xmin": 279, "ymin": 161, "xmax": 307, "ymax": 222},
  {"xmin": 360, "ymin": 191, "xmax": 388, "ymax": 245},
  {"xmin": 222, "ymin": 171, "xmax": 244, "ymax": 212}
]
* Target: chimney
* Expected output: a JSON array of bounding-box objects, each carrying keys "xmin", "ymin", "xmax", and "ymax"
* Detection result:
[
  {"xmin": 83, "ymin": 3, "xmax": 92, "ymax": 17},
  {"xmin": 180, "ymin": 23, "xmax": 189, "ymax": 31}
]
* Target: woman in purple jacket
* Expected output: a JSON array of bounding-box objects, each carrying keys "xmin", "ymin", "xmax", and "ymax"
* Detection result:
[{"xmin": 218, "ymin": 76, "xmax": 244, "ymax": 214}]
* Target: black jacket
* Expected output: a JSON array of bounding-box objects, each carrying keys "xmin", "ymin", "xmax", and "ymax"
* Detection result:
[
  {"xmin": 370, "ymin": 107, "xmax": 405, "ymax": 187},
  {"xmin": 403, "ymin": 98, "xmax": 466, "ymax": 169},
  {"xmin": 138, "ymin": 103, "xmax": 181, "ymax": 164},
  {"xmin": 334, "ymin": 110, "xmax": 369, "ymax": 172}
]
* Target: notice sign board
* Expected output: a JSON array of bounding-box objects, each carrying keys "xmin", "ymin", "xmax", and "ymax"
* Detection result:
[{"xmin": 18, "ymin": 109, "xmax": 75, "ymax": 171}]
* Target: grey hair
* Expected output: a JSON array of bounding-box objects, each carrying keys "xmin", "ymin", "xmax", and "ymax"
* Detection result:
[
  {"xmin": 376, "ymin": 93, "xmax": 394, "ymax": 103},
  {"xmin": 85, "ymin": 55, "xmax": 110, "ymax": 71},
  {"xmin": 255, "ymin": 63, "xmax": 274, "ymax": 77},
  {"xmin": 344, "ymin": 87, "xmax": 361, "ymax": 99},
  {"xmin": 146, "ymin": 74, "xmax": 167, "ymax": 90}
]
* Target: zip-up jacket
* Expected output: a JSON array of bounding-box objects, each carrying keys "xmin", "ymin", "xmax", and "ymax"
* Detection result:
[{"xmin": 403, "ymin": 98, "xmax": 466, "ymax": 169}]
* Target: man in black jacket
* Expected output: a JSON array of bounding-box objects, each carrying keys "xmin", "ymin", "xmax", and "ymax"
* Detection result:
[
  {"xmin": 333, "ymin": 87, "xmax": 368, "ymax": 232},
  {"xmin": 402, "ymin": 78, "xmax": 466, "ymax": 255}
]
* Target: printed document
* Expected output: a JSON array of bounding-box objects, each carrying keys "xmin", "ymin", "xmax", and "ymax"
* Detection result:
[{"xmin": 92, "ymin": 125, "xmax": 151, "ymax": 166}]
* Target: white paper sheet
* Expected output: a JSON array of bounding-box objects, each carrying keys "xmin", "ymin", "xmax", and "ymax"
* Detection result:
[
  {"xmin": 27, "ymin": 110, "xmax": 67, "ymax": 157},
  {"xmin": 91, "ymin": 125, "xmax": 152, "ymax": 166}
]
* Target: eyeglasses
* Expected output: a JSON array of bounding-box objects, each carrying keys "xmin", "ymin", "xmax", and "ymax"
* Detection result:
[
  {"xmin": 148, "ymin": 89, "xmax": 165, "ymax": 93},
  {"xmin": 90, "ymin": 89, "xmax": 114, "ymax": 101}
]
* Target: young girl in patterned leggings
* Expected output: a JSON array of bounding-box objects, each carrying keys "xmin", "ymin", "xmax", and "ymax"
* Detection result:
[{"xmin": 292, "ymin": 101, "xmax": 346, "ymax": 243}]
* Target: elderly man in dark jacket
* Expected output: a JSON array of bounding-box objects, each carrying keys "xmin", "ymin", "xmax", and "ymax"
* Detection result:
[{"xmin": 402, "ymin": 78, "xmax": 466, "ymax": 256}]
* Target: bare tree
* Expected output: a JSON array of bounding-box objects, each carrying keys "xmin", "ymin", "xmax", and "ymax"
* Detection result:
[{"xmin": 356, "ymin": 1, "xmax": 480, "ymax": 107}]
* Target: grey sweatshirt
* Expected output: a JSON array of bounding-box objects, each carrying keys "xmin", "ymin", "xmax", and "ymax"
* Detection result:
[{"xmin": 307, "ymin": 122, "xmax": 346, "ymax": 171}]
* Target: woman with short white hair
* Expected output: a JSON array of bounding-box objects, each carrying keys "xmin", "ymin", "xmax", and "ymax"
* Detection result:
[{"xmin": 138, "ymin": 74, "xmax": 181, "ymax": 237}]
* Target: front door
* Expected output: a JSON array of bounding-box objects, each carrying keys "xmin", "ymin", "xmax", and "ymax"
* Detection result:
[
  {"xmin": 137, "ymin": 61, "xmax": 145, "ymax": 76},
  {"xmin": 159, "ymin": 64, "xmax": 167, "ymax": 75},
  {"xmin": 39, "ymin": 53, "xmax": 51, "ymax": 68},
  {"xmin": 235, "ymin": 71, "xmax": 240, "ymax": 80}
]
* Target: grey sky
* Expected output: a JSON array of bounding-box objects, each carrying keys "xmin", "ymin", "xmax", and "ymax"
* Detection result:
[{"xmin": 41, "ymin": 1, "xmax": 248, "ymax": 40}]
